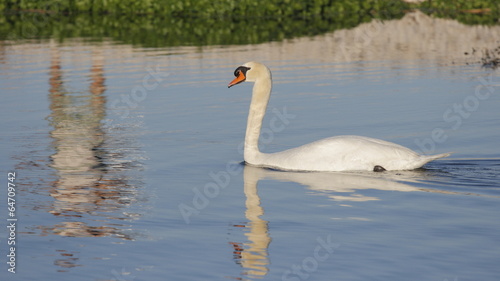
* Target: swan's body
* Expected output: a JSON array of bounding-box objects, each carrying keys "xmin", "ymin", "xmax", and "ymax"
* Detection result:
[{"xmin": 228, "ymin": 62, "xmax": 450, "ymax": 172}]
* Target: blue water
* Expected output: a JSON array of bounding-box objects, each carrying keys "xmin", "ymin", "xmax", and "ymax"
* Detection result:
[{"xmin": 1, "ymin": 35, "xmax": 499, "ymax": 281}]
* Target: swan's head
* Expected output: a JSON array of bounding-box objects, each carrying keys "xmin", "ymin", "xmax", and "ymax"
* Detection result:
[{"xmin": 228, "ymin": 61, "xmax": 271, "ymax": 88}]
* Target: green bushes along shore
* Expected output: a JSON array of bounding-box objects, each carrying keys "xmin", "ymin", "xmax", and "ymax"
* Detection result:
[
  {"xmin": 1, "ymin": 0, "xmax": 498, "ymax": 47},
  {"xmin": 1, "ymin": 0, "xmax": 499, "ymax": 20}
]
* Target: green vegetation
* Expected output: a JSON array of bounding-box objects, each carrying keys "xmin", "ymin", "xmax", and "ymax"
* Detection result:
[
  {"xmin": 0, "ymin": 0, "xmax": 411, "ymax": 17},
  {"xmin": 418, "ymin": 0, "xmax": 500, "ymax": 25},
  {"xmin": 0, "ymin": 0, "xmax": 498, "ymax": 47}
]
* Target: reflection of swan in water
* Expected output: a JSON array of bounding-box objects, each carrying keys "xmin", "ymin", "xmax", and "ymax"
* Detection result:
[
  {"xmin": 230, "ymin": 163, "xmax": 490, "ymax": 279},
  {"xmin": 244, "ymin": 165, "xmax": 429, "ymax": 203},
  {"xmin": 245, "ymin": 164, "xmax": 474, "ymax": 202},
  {"xmin": 230, "ymin": 165, "xmax": 427, "ymax": 279},
  {"xmin": 229, "ymin": 165, "xmax": 272, "ymax": 279},
  {"xmin": 229, "ymin": 165, "xmax": 420, "ymax": 279},
  {"xmin": 228, "ymin": 62, "xmax": 450, "ymax": 172}
]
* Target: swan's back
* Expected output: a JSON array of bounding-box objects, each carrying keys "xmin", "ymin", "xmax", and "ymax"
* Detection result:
[{"xmin": 257, "ymin": 135, "xmax": 449, "ymax": 172}]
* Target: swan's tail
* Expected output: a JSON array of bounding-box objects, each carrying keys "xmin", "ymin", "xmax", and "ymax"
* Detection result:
[
  {"xmin": 424, "ymin": 152, "xmax": 452, "ymax": 161},
  {"xmin": 408, "ymin": 152, "xmax": 451, "ymax": 170},
  {"xmin": 418, "ymin": 152, "xmax": 452, "ymax": 167}
]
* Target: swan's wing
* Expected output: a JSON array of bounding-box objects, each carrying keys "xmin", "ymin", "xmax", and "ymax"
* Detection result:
[{"xmin": 260, "ymin": 135, "xmax": 449, "ymax": 171}]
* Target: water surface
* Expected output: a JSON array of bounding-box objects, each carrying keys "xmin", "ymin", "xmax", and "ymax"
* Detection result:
[{"xmin": 1, "ymin": 12, "xmax": 500, "ymax": 281}]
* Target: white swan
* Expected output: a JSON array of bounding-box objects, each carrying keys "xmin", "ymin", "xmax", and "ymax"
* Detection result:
[{"xmin": 228, "ymin": 62, "xmax": 450, "ymax": 172}]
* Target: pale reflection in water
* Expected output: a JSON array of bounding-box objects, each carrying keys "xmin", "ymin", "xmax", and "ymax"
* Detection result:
[
  {"xmin": 230, "ymin": 165, "xmax": 272, "ymax": 279},
  {"xmin": 43, "ymin": 46, "xmax": 142, "ymax": 248},
  {"xmin": 231, "ymin": 164, "xmax": 467, "ymax": 279}
]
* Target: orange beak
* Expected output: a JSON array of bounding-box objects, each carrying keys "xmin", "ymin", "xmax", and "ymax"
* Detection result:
[{"xmin": 228, "ymin": 70, "xmax": 246, "ymax": 88}]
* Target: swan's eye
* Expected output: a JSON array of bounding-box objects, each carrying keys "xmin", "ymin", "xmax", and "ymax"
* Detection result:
[{"xmin": 234, "ymin": 66, "xmax": 251, "ymax": 77}]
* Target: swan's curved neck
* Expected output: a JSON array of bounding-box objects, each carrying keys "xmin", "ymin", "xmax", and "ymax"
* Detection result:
[{"xmin": 244, "ymin": 76, "xmax": 272, "ymax": 164}]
